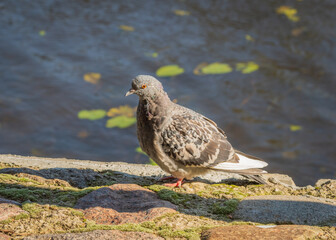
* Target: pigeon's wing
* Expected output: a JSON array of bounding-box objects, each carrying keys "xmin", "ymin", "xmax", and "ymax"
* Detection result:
[{"xmin": 160, "ymin": 113, "xmax": 238, "ymax": 167}]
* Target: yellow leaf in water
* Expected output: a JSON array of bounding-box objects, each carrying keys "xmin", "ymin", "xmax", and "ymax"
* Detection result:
[
  {"xmin": 291, "ymin": 27, "xmax": 306, "ymax": 37},
  {"xmin": 107, "ymin": 105, "xmax": 136, "ymax": 118},
  {"xmin": 289, "ymin": 125, "xmax": 302, "ymax": 131},
  {"xmin": 276, "ymin": 6, "xmax": 300, "ymax": 22},
  {"xmin": 193, "ymin": 62, "xmax": 208, "ymax": 75},
  {"xmin": 201, "ymin": 63, "xmax": 233, "ymax": 75},
  {"xmin": 120, "ymin": 25, "xmax": 135, "ymax": 31},
  {"xmin": 156, "ymin": 65, "xmax": 184, "ymax": 77},
  {"xmin": 77, "ymin": 130, "xmax": 89, "ymax": 138},
  {"xmin": 236, "ymin": 62, "xmax": 259, "ymax": 74},
  {"xmin": 84, "ymin": 72, "xmax": 101, "ymax": 84},
  {"xmin": 39, "ymin": 30, "xmax": 46, "ymax": 36},
  {"xmin": 151, "ymin": 52, "xmax": 158, "ymax": 58},
  {"xmin": 173, "ymin": 9, "xmax": 190, "ymax": 16},
  {"xmin": 245, "ymin": 34, "xmax": 254, "ymax": 42}
]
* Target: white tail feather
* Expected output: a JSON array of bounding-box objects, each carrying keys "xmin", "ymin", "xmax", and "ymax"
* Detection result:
[{"xmin": 212, "ymin": 153, "xmax": 268, "ymax": 171}]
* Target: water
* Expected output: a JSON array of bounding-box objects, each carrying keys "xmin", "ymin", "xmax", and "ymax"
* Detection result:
[{"xmin": 0, "ymin": 0, "xmax": 335, "ymax": 186}]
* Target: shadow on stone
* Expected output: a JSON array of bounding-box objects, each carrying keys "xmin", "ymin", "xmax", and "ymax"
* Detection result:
[
  {"xmin": 0, "ymin": 166, "xmax": 335, "ymax": 227},
  {"xmin": 234, "ymin": 195, "xmax": 336, "ymax": 226}
]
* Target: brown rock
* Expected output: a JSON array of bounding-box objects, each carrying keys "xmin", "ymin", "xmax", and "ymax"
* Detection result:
[
  {"xmin": 75, "ymin": 184, "xmax": 177, "ymax": 224},
  {"xmin": 23, "ymin": 230, "xmax": 164, "ymax": 240},
  {"xmin": 0, "ymin": 233, "xmax": 11, "ymax": 240},
  {"xmin": 201, "ymin": 225, "xmax": 323, "ymax": 240},
  {"xmin": 0, "ymin": 199, "xmax": 26, "ymax": 221}
]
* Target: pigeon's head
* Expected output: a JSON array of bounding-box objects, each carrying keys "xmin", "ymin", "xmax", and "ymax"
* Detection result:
[{"xmin": 125, "ymin": 75, "xmax": 165, "ymax": 99}]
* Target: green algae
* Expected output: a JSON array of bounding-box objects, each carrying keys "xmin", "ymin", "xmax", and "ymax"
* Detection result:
[
  {"xmin": 0, "ymin": 173, "xmax": 102, "ymax": 207},
  {"xmin": 0, "ymin": 162, "xmax": 334, "ymax": 239},
  {"xmin": 211, "ymin": 199, "xmax": 239, "ymax": 215}
]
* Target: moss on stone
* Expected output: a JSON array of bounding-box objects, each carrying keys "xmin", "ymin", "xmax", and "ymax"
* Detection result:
[
  {"xmin": 0, "ymin": 161, "xmax": 334, "ymax": 239},
  {"xmin": 0, "ymin": 203, "xmax": 87, "ymax": 237},
  {"xmin": 0, "ymin": 173, "xmax": 102, "ymax": 207},
  {"xmin": 211, "ymin": 199, "xmax": 239, "ymax": 215}
]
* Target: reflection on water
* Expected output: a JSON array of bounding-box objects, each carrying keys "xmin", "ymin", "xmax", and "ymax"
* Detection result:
[{"xmin": 0, "ymin": 0, "xmax": 335, "ymax": 186}]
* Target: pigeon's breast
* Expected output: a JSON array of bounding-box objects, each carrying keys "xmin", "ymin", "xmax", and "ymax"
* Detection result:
[{"xmin": 136, "ymin": 101, "xmax": 157, "ymax": 157}]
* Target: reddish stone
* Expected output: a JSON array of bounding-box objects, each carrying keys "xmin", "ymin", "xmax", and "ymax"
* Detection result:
[
  {"xmin": 75, "ymin": 184, "xmax": 177, "ymax": 224},
  {"xmin": 0, "ymin": 233, "xmax": 11, "ymax": 240},
  {"xmin": 0, "ymin": 198, "xmax": 26, "ymax": 222}
]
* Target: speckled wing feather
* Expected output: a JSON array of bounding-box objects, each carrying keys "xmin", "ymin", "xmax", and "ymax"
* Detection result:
[{"xmin": 160, "ymin": 113, "xmax": 237, "ymax": 167}]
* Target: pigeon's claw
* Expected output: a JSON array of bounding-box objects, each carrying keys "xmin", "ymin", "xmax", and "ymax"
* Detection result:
[{"xmin": 163, "ymin": 178, "xmax": 184, "ymax": 188}]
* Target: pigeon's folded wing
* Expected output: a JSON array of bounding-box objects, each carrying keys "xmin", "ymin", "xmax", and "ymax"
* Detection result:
[{"xmin": 160, "ymin": 113, "xmax": 237, "ymax": 167}]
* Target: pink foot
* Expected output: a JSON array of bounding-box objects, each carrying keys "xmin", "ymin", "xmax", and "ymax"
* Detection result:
[
  {"xmin": 159, "ymin": 176, "xmax": 176, "ymax": 181},
  {"xmin": 163, "ymin": 178, "xmax": 184, "ymax": 188}
]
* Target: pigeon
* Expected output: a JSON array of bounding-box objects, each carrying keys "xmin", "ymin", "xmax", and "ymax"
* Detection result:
[{"xmin": 126, "ymin": 75, "xmax": 268, "ymax": 187}]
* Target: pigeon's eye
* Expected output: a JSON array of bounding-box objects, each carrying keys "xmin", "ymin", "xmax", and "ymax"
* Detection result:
[{"xmin": 141, "ymin": 84, "xmax": 147, "ymax": 89}]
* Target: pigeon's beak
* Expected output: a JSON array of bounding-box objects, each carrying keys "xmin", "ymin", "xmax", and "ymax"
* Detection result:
[{"xmin": 125, "ymin": 89, "xmax": 135, "ymax": 97}]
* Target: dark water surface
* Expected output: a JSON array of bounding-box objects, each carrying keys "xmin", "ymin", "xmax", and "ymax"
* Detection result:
[{"xmin": 1, "ymin": 0, "xmax": 335, "ymax": 186}]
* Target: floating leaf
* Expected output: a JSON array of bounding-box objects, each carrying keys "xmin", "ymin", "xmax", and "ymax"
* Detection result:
[
  {"xmin": 107, "ymin": 105, "xmax": 136, "ymax": 118},
  {"xmin": 84, "ymin": 72, "xmax": 101, "ymax": 84},
  {"xmin": 173, "ymin": 9, "xmax": 190, "ymax": 16},
  {"xmin": 39, "ymin": 30, "xmax": 46, "ymax": 36},
  {"xmin": 200, "ymin": 63, "xmax": 232, "ymax": 74},
  {"xmin": 245, "ymin": 34, "xmax": 254, "ymax": 42},
  {"xmin": 156, "ymin": 65, "xmax": 184, "ymax": 77},
  {"xmin": 78, "ymin": 109, "xmax": 106, "ymax": 120},
  {"xmin": 193, "ymin": 62, "xmax": 208, "ymax": 75},
  {"xmin": 236, "ymin": 62, "xmax": 259, "ymax": 74},
  {"xmin": 151, "ymin": 52, "xmax": 158, "ymax": 58},
  {"xmin": 276, "ymin": 6, "xmax": 300, "ymax": 22},
  {"xmin": 136, "ymin": 147, "xmax": 146, "ymax": 155},
  {"xmin": 120, "ymin": 25, "xmax": 135, "ymax": 31},
  {"xmin": 135, "ymin": 147, "xmax": 157, "ymax": 165},
  {"xmin": 291, "ymin": 27, "xmax": 305, "ymax": 37},
  {"xmin": 289, "ymin": 125, "xmax": 302, "ymax": 131},
  {"xmin": 77, "ymin": 130, "xmax": 89, "ymax": 138},
  {"xmin": 145, "ymin": 52, "xmax": 159, "ymax": 58},
  {"xmin": 148, "ymin": 158, "xmax": 157, "ymax": 166},
  {"xmin": 106, "ymin": 115, "xmax": 136, "ymax": 128}
]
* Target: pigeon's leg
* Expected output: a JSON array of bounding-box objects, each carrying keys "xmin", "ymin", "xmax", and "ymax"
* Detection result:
[
  {"xmin": 163, "ymin": 178, "xmax": 184, "ymax": 188},
  {"xmin": 159, "ymin": 176, "xmax": 176, "ymax": 181}
]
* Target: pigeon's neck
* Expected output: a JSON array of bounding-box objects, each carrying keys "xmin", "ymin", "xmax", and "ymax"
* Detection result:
[{"xmin": 139, "ymin": 92, "xmax": 173, "ymax": 121}]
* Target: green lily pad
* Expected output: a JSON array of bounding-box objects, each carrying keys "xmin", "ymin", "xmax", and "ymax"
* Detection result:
[
  {"xmin": 135, "ymin": 147, "xmax": 157, "ymax": 165},
  {"xmin": 106, "ymin": 115, "xmax": 136, "ymax": 128},
  {"xmin": 78, "ymin": 110, "xmax": 106, "ymax": 120},
  {"xmin": 236, "ymin": 61, "xmax": 259, "ymax": 74},
  {"xmin": 201, "ymin": 63, "xmax": 232, "ymax": 74},
  {"xmin": 156, "ymin": 65, "xmax": 184, "ymax": 77},
  {"xmin": 136, "ymin": 147, "xmax": 146, "ymax": 154}
]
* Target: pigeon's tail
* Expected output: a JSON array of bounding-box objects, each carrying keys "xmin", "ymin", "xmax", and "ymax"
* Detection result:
[
  {"xmin": 210, "ymin": 151, "xmax": 269, "ymax": 184},
  {"xmin": 210, "ymin": 150, "xmax": 268, "ymax": 173}
]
